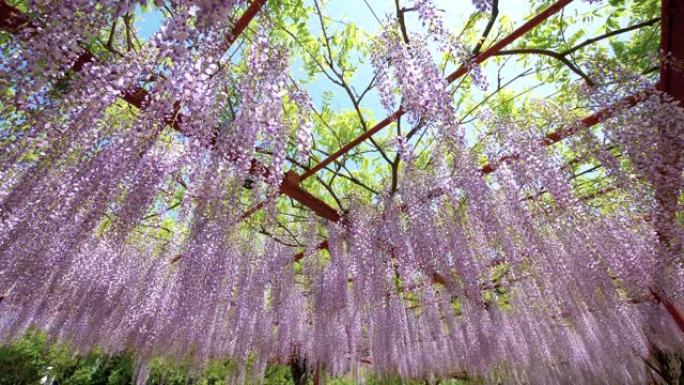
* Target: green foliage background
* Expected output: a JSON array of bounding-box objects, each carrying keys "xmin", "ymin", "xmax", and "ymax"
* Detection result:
[{"xmin": 0, "ymin": 331, "xmax": 469, "ymax": 385}]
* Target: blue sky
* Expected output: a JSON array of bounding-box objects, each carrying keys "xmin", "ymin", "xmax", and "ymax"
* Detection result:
[{"xmin": 134, "ymin": 0, "xmax": 611, "ymax": 147}]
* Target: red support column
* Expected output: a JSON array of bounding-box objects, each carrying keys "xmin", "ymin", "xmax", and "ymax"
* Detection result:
[
  {"xmin": 655, "ymin": 0, "xmax": 683, "ymax": 251},
  {"xmin": 653, "ymin": 0, "xmax": 684, "ymax": 335}
]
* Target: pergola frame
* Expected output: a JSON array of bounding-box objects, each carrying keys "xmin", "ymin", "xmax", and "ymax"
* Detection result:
[{"xmin": 0, "ymin": 0, "xmax": 682, "ymax": 336}]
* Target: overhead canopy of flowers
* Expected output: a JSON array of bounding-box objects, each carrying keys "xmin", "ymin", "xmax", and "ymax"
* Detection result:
[{"xmin": 0, "ymin": 0, "xmax": 682, "ymax": 384}]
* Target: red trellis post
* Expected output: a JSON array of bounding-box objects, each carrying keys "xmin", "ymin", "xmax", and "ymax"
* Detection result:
[{"xmin": 652, "ymin": 0, "xmax": 684, "ymax": 334}]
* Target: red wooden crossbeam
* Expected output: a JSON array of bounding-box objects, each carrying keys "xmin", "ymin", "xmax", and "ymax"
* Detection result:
[
  {"xmin": 292, "ymin": 91, "xmax": 648, "ymax": 262},
  {"xmin": 653, "ymin": 290, "xmax": 684, "ymax": 335},
  {"xmin": 299, "ymin": 0, "xmax": 574, "ymax": 181},
  {"xmin": 250, "ymin": 0, "xmax": 578, "ymax": 223},
  {"xmin": 659, "ymin": 0, "xmax": 683, "ymax": 100},
  {"xmin": 480, "ymin": 90, "xmax": 654, "ymax": 174},
  {"xmin": 280, "ymin": 172, "xmax": 341, "ymax": 221}
]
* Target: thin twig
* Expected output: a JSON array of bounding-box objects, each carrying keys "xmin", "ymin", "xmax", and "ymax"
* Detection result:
[{"xmin": 494, "ymin": 48, "xmax": 594, "ymax": 86}]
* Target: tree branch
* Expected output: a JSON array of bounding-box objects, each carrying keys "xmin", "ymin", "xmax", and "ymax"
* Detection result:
[
  {"xmin": 395, "ymin": 0, "xmax": 410, "ymax": 44},
  {"xmin": 313, "ymin": 0, "xmax": 337, "ymax": 68},
  {"xmin": 495, "ymin": 48, "xmax": 594, "ymax": 86},
  {"xmin": 471, "ymin": 0, "xmax": 499, "ymax": 56},
  {"xmin": 561, "ymin": 17, "xmax": 660, "ymax": 56}
]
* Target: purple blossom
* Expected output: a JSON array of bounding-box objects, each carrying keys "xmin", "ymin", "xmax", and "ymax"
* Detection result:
[{"xmin": 0, "ymin": 2, "xmax": 682, "ymax": 384}]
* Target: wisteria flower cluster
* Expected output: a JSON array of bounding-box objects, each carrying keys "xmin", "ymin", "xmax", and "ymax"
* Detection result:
[
  {"xmin": 370, "ymin": 0, "xmax": 488, "ymax": 126},
  {"xmin": 0, "ymin": 1, "xmax": 682, "ymax": 385}
]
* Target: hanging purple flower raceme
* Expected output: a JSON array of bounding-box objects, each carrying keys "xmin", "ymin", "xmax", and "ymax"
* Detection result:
[
  {"xmin": 215, "ymin": 27, "xmax": 313, "ymax": 195},
  {"xmin": 413, "ymin": 0, "xmax": 489, "ymax": 90},
  {"xmin": 371, "ymin": 32, "xmax": 455, "ymax": 131},
  {"xmin": 0, "ymin": 0, "xmax": 145, "ymax": 110},
  {"xmin": 0, "ymin": 2, "xmax": 682, "ymax": 384}
]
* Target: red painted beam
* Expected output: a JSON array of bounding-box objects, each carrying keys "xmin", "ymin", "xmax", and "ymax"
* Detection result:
[
  {"xmin": 280, "ymin": 172, "xmax": 341, "ymax": 221},
  {"xmin": 480, "ymin": 89, "xmax": 654, "ymax": 175},
  {"xmin": 299, "ymin": 0, "xmax": 575, "ymax": 181},
  {"xmin": 445, "ymin": 0, "xmax": 574, "ymax": 83},
  {"xmin": 291, "ymin": 98, "xmax": 645, "ymax": 261},
  {"xmin": 652, "ymin": 290, "xmax": 684, "ymax": 335},
  {"xmin": 653, "ymin": 0, "xmax": 684, "ymax": 335},
  {"xmin": 293, "ymin": 240, "xmax": 329, "ymax": 262},
  {"xmin": 239, "ymin": 171, "xmax": 341, "ymax": 224},
  {"xmin": 231, "ymin": 0, "xmax": 268, "ymax": 45}
]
